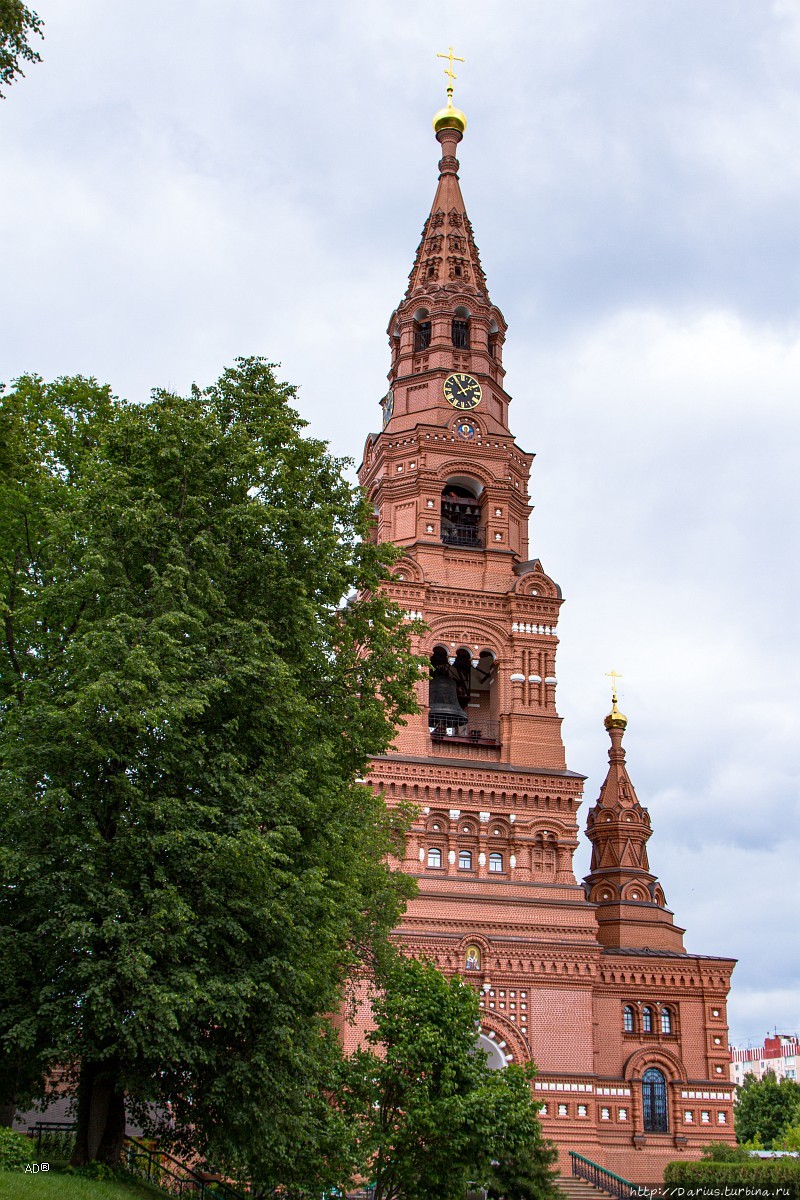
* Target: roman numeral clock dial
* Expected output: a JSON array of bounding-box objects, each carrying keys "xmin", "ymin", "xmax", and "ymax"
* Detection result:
[{"xmin": 443, "ymin": 372, "xmax": 482, "ymax": 411}]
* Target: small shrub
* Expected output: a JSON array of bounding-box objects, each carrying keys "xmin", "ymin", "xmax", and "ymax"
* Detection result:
[
  {"xmin": 0, "ymin": 1127, "xmax": 34, "ymax": 1170},
  {"xmin": 71, "ymin": 1161, "xmax": 119, "ymax": 1181},
  {"xmin": 700, "ymin": 1142, "xmax": 751, "ymax": 1161}
]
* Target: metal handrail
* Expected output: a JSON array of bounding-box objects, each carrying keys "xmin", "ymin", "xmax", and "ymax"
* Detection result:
[
  {"xmin": 430, "ymin": 720, "xmax": 500, "ymax": 745},
  {"xmin": 124, "ymin": 1135, "xmax": 246, "ymax": 1199},
  {"xmin": 28, "ymin": 1121, "xmax": 245, "ymax": 1199},
  {"xmin": 442, "ymin": 524, "xmax": 485, "ymax": 548},
  {"xmin": 569, "ymin": 1150, "xmax": 636, "ymax": 1200}
]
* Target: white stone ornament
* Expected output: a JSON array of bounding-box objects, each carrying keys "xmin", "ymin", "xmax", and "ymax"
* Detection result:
[{"xmin": 478, "ymin": 852, "xmax": 486, "ymax": 866}]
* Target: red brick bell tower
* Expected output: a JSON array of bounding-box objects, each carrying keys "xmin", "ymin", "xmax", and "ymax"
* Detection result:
[{"xmin": 355, "ymin": 82, "xmax": 736, "ymax": 1182}]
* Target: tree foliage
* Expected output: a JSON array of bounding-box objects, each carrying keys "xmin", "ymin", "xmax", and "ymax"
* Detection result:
[
  {"xmin": 774, "ymin": 1122, "xmax": 800, "ymax": 1153},
  {"xmin": 344, "ymin": 956, "xmax": 559, "ymax": 1200},
  {"xmin": 0, "ymin": 360, "xmax": 419, "ymax": 1176},
  {"xmin": 0, "ymin": 1, "xmax": 42, "ymax": 97},
  {"xmin": 734, "ymin": 1071, "xmax": 800, "ymax": 1150}
]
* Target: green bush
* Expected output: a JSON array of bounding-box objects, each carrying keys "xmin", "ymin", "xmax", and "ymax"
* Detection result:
[
  {"xmin": 0, "ymin": 1127, "xmax": 34, "ymax": 1170},
  {"xmin": 71, "ymin": 1161, "xmax": 119, "ymax": 1181},
  {"xmin": 664, "ymin": 1158, "xmax": 800, "ymax": 1198},
  {"xmin": 700, "ymin": 1142, "xmax": 752, "ymax": 1161}
]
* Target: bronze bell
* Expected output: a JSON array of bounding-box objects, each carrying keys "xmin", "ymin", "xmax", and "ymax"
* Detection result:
[{"xmin": 429, "ymin": 648, "xmax": 468, "ymax": 731}]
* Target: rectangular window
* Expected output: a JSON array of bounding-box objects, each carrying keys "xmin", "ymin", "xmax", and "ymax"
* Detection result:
[
  {"xmin": 718, "ymin": 1112, "xmax": 727, "ymax": 1124},
  {"xmin": 701, "ymin": 1111, "xmax": 710, "ymax": 1124},
  {"xmin": 577, "ymin": 1105, "xmax": 587, "ymax": 1117},
  {"xmin": 558, "ymin": 1104, "xmax": 568, "ymax": 1117},
  {"xmin": 619, "ymin": 1108, "xmax": 628, "ymax": 1121},
  {"xmin": 601, "ymin": 1107, "xmax": 610, "ymax": 1121},
  {"xmin": 684, "ymin": 1111, "xmax": 694, "ymax": 1123}
]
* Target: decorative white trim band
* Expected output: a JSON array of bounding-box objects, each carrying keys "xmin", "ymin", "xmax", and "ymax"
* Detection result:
[{"xmin": 535, "ymin": 1082, "xmax": 597, "ymax": 1093}]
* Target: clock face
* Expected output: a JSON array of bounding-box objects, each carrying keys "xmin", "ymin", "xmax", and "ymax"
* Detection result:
[
  {"xmin": 443, "ymin": 372, "xmax": 482, "ymax": 411},
  {"xmin": 381, "ymin": 389, "xmax": 394, "ymax": 428}
]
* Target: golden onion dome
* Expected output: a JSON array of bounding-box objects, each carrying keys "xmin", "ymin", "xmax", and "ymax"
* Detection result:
[
  {"xmin": 433, "ymin": 96, "xmax": 467, "ymax": 134},
  {"xmin": 604, "ymin": 698, "xmax": 628, "ymax": 731}
]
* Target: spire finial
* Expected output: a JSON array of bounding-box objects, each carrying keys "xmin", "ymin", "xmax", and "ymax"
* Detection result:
[
  {"xmin": 437, "ymin": 45, "xmax": 465, "ymax": 96},
  {"xmin": 604, "ymin": 669, "xmax": 628, "ymax": 731},
  {"xmin": 433, "ymin": 47, "xmax": 467, "ymax": 134}
]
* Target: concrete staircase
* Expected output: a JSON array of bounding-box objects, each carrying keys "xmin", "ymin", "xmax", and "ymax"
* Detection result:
[{"xmin": 557, "ymin": 1176, "xmax": 618, "ymax": 1200}]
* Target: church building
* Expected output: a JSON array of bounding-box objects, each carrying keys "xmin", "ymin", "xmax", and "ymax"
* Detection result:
[{"xmin": 354, "ymin": 78, "xmax": 737, "ymax": 1183}]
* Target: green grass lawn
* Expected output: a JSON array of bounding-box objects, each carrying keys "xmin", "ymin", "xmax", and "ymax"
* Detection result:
[{"xmin": 0, "ymin": 1170, "xmax": 166, "ymax": 1199}]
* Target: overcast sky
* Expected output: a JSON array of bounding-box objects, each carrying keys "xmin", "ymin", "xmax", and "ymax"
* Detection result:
[{"xmin": 2, "ymin": 0, "xmax": 798, "ymax": 1050}]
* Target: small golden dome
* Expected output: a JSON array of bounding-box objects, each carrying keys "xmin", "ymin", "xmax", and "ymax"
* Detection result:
[
  {"xmin": 604, "ymin": 699, "xmax": 628, "ymax": 731},
  {"xmin": 433, "ymin": 96, "xmax": 467, "ymax": 134}
]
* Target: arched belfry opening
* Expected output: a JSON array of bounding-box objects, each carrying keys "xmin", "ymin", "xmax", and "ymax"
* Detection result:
[
  {"xmin": 428, "ymin": 645, "xmax": 499, "ymax": 746},
  {"xmin": 413, "ymin": 307, "xmax": 431, "ymax": 352},
  {"xmin": 488, "ymin": 317, "xmax": 499, "ymax": 360},
  {"xmin": 441, "ymin": 478, "xmax": 483, "ymax": 548},
  {"xmin": 452, "ymin": 304, "xmax": 471, "ymax": 348}
]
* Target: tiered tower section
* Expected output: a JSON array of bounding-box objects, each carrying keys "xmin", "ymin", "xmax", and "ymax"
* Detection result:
[{"xmin": 359, "ymin": 97, "xmax": 600, "ymax": 1072}]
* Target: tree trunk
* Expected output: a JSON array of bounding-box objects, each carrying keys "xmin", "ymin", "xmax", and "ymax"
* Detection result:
[
  {"xmin": 0, "ymin": 1100, "xmax": 16, "ymax": 1127},
  {"xmin": 70, "ymin": 1060, "xmax": 126, "ymax": 1166}
]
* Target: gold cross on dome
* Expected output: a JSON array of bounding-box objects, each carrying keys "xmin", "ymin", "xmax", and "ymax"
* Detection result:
[
  {"xmin": 605, "ymin": 669, "xmax": 623, "ymax": 702},
  {"xmin": 437, "ymin": 46, "xmax": 465, "ymax": 92}
]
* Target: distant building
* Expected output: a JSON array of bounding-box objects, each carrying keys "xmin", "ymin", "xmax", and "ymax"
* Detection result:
[{"xmin": 730, "ymin": 1035, "xmax": 800, "ymax": 1085}]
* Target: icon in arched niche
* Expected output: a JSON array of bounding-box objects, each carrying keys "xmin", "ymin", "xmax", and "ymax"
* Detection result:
[{"xmin": 465, "ymin": 945, "xmax": 481, "ymax": 971}]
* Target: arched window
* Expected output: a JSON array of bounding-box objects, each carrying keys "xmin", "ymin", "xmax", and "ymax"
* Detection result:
[
  {"xmin": 623, "ymin": 1005, "xmax": 635, "ymax": 1033},
  {"xmin": 451, "ymin": 306, "xmax": 470, "ymax": 349},
  {"xmin": 488, "ymin": 318, "xmax": 499, "ymax": 360},
  {"xmin": 661, "ymin": 1007, "xmax": 673, "ymax": 1034},
  {"xmin": 459, "ymin": 850, "xmax": 472, "ymax": 870},
  {"xmin": 452, "ymin": 318, "xmax": 469, "ymax": 348},
  {"xmin": 642, "ymin": 1068, "xmax": 668, "ymax": 1132},
  {"xmin": 427, "ymin": 847, "xmax": 442, "ymax": 869},
  {"xmin": 413, "ymin": 308, "xmax": 431, "ymax": 352},
  {"xmin": 488, "ymin": 852, "xmax": 503, "ymax": 873},
  {"xmin": 642, "ymin": 1005, "xmax": 653, "ymax": 1033}
]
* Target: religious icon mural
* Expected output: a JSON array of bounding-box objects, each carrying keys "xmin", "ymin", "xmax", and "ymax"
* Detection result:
[{"xmin": 465, "ymin": 944, "xmax": 481, "ymax": 971}]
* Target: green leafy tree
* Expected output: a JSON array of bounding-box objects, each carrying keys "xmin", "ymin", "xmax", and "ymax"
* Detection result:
[
  {"xmin": 0, "ymin": 1, "xmax": 42, "ymax": 96},
  {"xmin": 345, "ymin": 956, "xmax": 559, "ymax": 1200},
  {"xmin": 774, "ymin": 1122, "xmax": 800, "ymax": 1152},
  {"xmin": 0, "ymin": 361, "xmax": 419, "ymax": 1178},
  {"xmin": 734, "ymin": 1071, "xmax": 800, "ymax": 1149}
]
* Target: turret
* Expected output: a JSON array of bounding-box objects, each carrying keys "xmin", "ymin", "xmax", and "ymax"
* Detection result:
[{"xmin": 584, "ymin": 689, "xmax": 686, "ymax": 953}]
